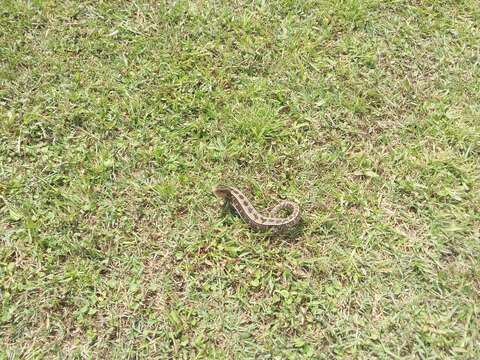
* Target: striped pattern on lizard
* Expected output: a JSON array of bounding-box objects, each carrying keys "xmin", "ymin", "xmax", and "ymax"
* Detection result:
[{"xmin": 213, "ymin": 185, "xmax": 301, "ymax": 231}]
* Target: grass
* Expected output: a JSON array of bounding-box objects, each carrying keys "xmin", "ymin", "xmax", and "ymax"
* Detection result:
[{"xmin": 1, "ymin": 0, "xmax": 479, "ymax": 358}]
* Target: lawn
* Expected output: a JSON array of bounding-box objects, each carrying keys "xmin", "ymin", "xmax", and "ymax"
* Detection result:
[{"xmin": 1, "ymin": 0, "xmax": 479, "ymax": 358}]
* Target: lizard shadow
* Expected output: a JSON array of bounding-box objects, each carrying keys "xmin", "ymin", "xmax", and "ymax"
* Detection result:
[{"xmin": 263, "ymin": 219, "xmax": 306, "ymax": 242}]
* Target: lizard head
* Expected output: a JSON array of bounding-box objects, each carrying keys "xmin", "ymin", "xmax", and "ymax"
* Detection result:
[{"xmin": 212, "ymin": 185, "xmax": 233, "ymax": 199}]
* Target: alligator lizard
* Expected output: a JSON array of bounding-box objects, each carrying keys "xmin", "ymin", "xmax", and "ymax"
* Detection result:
[{"xmin": 213, "ymin": 185, "xmax": 301, "ymax": 231}]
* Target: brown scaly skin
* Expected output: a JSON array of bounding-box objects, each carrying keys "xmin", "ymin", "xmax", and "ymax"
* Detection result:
[{"xmin": 213, "ymin": 185, "xmax": 301, "ymax": 231}]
